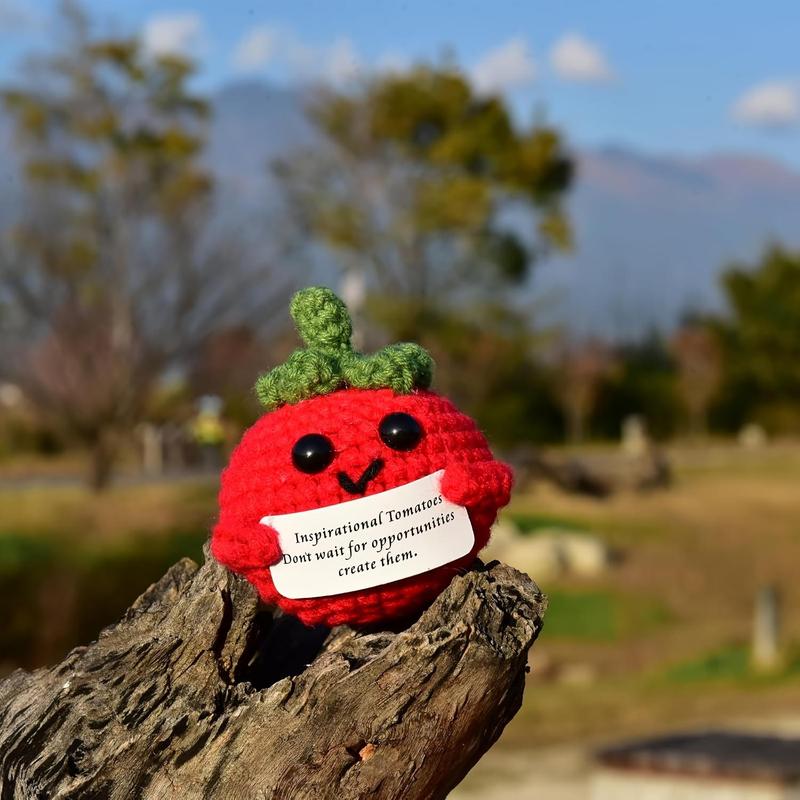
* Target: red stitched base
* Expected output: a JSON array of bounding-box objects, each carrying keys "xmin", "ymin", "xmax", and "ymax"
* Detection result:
[{"xmin": 211, "ymin": 388, "xmax": 512, "ymax": 627}]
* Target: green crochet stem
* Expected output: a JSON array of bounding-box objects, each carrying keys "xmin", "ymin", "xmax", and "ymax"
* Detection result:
[{"xmin": 255, "ymin": 287, "xmax": 434, "ymax": 410}]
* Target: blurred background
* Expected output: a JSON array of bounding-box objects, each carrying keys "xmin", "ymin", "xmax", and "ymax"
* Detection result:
[{"xmin": 1, "ymin": 1, "xmax": 800, "ymax": 797}]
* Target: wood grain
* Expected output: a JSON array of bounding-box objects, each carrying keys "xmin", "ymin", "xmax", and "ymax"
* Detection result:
[{"xmin": 0, "ymin": 550, "xmax": 545, "ymax": 799}]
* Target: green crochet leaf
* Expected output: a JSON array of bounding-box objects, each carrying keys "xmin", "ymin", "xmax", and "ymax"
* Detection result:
[
  {"xmin": 255, "ymin": 287, "xmax": 434, "ymax": 409},
  {"xmin": 289, "ymin": 286, "xmax": 352, "ymax": 353},
  {"xmin": 342, "ymin": 344, "xmax": 433, "ymax": 394}
]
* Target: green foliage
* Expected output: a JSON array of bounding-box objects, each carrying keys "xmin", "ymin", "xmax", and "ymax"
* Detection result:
[
  {"xmin": 2, "ymin": 12, "xmax": 210, "ymax": 225},
  {"xmin": 381, "ymin": 301, "xmax": 563, "ymax": 446},
  {"xmin": 0, "ymin": 477, "xmax": 216, "ymax": 669},
  {"xmin": 593, "ymin": 334, "xmax": 681, "ymax": 440},
  {"xmin": 664, "ymin": 645, "xmax": 750, "ymax": 683},
  {"xmin": 506, "ymin": 511, "xmax": 585, "ymax": 534},
  {"xmin": 0, "ymin": 413, "xmax": 64, "ymax": 459},
  {"xmin": 1, "ymin": 3, "xmax": 211, "ymax": 347},
  {"xmin": 545, "ymin": 590, "xmax": 617, "ymax": 640},
  {"xmin": 276, "ymin": 65, "xmax": 573, "ymax": 342},
  {"xmin": 543, "ymin": 589, "xmax": 671, "ymax": 641},
  {"xmin": 662, "ymin": 643, "xmax": 800, "ymax": 685},
  {"xmin": 713, "ymin": 246, "xmax": 800, "ymax": 432},
  {"xmin": 0, "ymin": 528, "xmax": 207, "ymax": 672},
  {"xmin": 0, "ymin": 3, "xmax": 258, "ymax": 488}
]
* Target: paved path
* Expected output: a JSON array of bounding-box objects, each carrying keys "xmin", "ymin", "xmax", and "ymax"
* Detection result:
[
  {"xmin": 0, "ymin": 469, "xmax": 218, "ymax": 490},
  {"xmin": 451, "ymin": 744, "xmax": 591, "ymax": 800}
]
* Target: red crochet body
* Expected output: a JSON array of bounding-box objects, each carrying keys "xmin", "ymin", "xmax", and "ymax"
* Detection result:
[{"xmin": 211, "ymin": 388, "xmax": 512, "ymax": 627}]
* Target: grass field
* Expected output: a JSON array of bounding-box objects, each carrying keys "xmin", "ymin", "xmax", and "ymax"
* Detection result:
[
  {"xmin": 1, "ymin": 442, "xmax": 799, "ymax": 752},
  {"xmin": 0, "ymin": 479, "xmax": 216, "ymax": 673},
  {"xmin": 497, "ymin": 442, "xmax": 800, "ymax": 748}
]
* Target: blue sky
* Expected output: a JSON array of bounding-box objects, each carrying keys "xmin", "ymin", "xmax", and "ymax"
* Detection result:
[{"xmin": 2, "ymin": 0, "xmax": 800, "ymax": 165}]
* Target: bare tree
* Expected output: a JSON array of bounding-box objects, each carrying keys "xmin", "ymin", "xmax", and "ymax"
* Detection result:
[
  {"xmin": 555, "ymin": 338, "xmax": 616, "ymax": 443},
  {"xmin": 671, "ymin": 323, "xmax": 722, "ymax": 437},
  {"xmin": 0, "ymin": 3, "xmax": 292, "ymax": 487}
]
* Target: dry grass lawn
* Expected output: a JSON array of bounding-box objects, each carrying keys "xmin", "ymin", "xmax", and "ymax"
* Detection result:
[
  {"xmin": 499, "ymin": 442, "xmax": 800, "ymax": 747},
  {"xmin": 1, "ymin": 442, "xmax": 799, "ymax": 745}
]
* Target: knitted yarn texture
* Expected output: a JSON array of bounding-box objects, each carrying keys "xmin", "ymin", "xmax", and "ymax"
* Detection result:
[
  {"xmin": 211, "ymin": 287, "xmax": 513, "ymax": 628},
  {"xmin": 255, "ymin": 287, "xmax": 433, "ymax": 410}
]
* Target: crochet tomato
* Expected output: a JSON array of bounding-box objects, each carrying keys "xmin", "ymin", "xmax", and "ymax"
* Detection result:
[{"xmin": 211, "ymin": 288, "xmax": 512, "ymax": 627}]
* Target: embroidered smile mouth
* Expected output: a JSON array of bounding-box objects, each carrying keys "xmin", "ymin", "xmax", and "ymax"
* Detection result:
[{"xmin": 337, "ymin": 458, "xmax": 385, "ymax": 495}]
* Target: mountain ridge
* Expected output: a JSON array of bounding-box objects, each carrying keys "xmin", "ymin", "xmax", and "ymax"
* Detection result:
[
  {"xmin": 3, "ymin": 79, "xmax": 799, "ymax": 339},
  {"xmin": 205, "ymin": 81, "xmax": 800, "ymax": 338}
]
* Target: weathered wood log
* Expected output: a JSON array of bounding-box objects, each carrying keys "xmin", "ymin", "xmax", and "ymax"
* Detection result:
[
  {"xmin": 511, "ymin": 447, "xmax": 613, "ymax": 498},
  {"xmin": 510, "ymin": 445, "xmax": 673, "ymax": 497},
  {"xmin": 0, "ymin": 549, "xmax": 545, "ymax": 800}
]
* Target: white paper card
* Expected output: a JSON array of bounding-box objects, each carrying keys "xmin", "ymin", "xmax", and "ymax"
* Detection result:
[{"xmin": 264, "ymin": 470, "xmax": 474, "ymax": 599}]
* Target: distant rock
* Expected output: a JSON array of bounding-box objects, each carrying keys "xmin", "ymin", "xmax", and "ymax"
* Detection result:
[
  {"xmin": 739, "ymin": 423, "xmax": 768, "ymax": 449},
  {"xmin": 485, "ymin": 520, "xmax": 612, "ymax": 581}
]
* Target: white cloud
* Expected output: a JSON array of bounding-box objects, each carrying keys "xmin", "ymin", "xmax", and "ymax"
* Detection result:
[
  {"xmin": 322, "ymin": 38, "xmax": 361, "ymax": 84},
  {"xmin": 231, "ymin": 25, "xmax": 362, "ymax": 85},
  {"xmin": 550, "ymin": 33, "xmax": 613, "ymax": 83},
  {"xmin": 142, "ymin": 13, "xmax": 204, "ymax": 58},
  {"xmin": 232, "ymin": 25, "xmax": 278, "ymax": 71},
  {"xmin": 471, "ymin": 37, "xmax": 536, "ymax": 94},
  {"xmin": 732, "ymin": 81, "xmax": 800, "ymax": 127}
]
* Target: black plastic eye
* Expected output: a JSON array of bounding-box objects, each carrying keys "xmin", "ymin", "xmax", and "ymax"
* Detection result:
[
  {"xmin": 292, "ymin": 433, "xmax": 335, "ymax": 474},
  {"xmin": 379, "ymin": 412, "xmax": 423, "ymax": 451}
]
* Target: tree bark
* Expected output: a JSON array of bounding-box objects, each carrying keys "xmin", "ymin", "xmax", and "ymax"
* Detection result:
[{"xmin": 0, "ymin": 549, "xmax": 545, "ymax": 800}]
